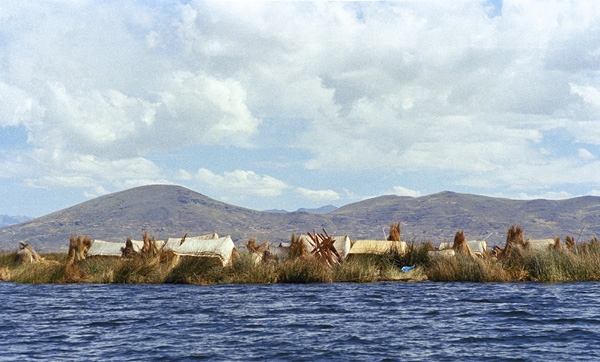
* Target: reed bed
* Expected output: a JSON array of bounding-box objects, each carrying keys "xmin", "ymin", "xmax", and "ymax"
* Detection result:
[
  {"xmin": 426, "ymin": 253, "xmax": 510, "ymax": 282},
  {"xmin": 3, "ymin": 239, "xmax": 600, "ymax": 284}
]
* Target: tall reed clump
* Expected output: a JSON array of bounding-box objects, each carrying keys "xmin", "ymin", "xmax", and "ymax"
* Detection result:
[
  {"xmin": 288, "ymin": 234, "xmax": 307, "ymax": 259},
  {"xmin": 388, "ymin": 241, "xmax": 432, "ymax": 269},
  {"xmin": 277, "ymin": 256, "xmax": 333, "ymax": 283},
  {"xmin": 110, "ymin": 232, "xmax": 176, "ymax": 284},
  {"xmin": 164, "ymin": 256, "xmax": 225, "ymax": 284},
  {"xmin": 113, "ymin": 256, "xmax": 170, "ymax": 284},
  {"xmin": 9, "ymin": 262, "xmax": 69, "ymax": 284},
  {"xmin": 332, "ymin": 257, "xmax": 379, "ymax": 283},
  {"xmin": 0, "ymin": 253, "xmax": 17, "ymax": 269},
  {"xmin": 503, "ymin": 244, "xmax": 600, "ymax": 282},
  {"xmin": 224, "ymin": 252, "xmax": 278, "ymax": 284},
  {"xmin": 426, "ymin": 253, "xmax": 510, "ymax": 282},
  {"xmin": 77, "ymin": 257, "xmax": 124, "ymax": 283},
  {"xmin": 66, "ymin": 235, "xmax": 92, "ymax": 264}
]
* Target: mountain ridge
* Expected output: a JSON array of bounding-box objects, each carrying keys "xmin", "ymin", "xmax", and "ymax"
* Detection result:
[
  {"xmin": 1, "ymin": 184, "xmax": 599, "ymax": 253},
  {"xmin": 0, "ymin": 215, "xmax": 31, "ymax": 228}
]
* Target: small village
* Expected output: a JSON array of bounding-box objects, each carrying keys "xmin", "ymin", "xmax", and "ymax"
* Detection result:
[{"xmin": 3, "ymin": 222, "xmax": 600, "ymax": 284}]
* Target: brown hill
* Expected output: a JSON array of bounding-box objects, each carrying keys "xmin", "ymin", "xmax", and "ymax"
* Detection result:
[
  {"xmin": 0, "ymin": 185, "xmax": 347, "ymax": 252},
  {"xmin": 1, "ymin": 185, "xmax": 599, "ymax": 252}
]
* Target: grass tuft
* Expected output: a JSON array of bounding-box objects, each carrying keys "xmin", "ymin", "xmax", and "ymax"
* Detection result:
[{"xmin": 277, "ymin": 256, "xmax": 333, "ymax": 283}]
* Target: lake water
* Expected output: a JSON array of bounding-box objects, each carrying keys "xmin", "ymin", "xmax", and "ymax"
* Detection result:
[{"xmin": 1, "ymin": 281, "xmax": 599, "ymax": 361}]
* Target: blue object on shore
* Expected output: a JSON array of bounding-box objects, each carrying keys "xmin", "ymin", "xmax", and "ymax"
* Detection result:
[{"xmin": 401, "ymin": 265, "xmax": 415, "ymax": 273}]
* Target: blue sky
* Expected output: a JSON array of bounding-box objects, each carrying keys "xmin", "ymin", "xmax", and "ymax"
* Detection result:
[{"xmin": 2, "ymin": 0, "xmax": 600, "ymax": 217}]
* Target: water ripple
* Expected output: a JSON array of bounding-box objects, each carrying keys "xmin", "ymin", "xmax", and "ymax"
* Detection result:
[{"xmin": 1, "ymin": 281, "xmax": 600, "ymax": 361}]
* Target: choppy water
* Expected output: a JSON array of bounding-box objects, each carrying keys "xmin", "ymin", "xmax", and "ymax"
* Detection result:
[{"xmin": 1, "ymin": 282, "xmax": 599, "ymax": 361}]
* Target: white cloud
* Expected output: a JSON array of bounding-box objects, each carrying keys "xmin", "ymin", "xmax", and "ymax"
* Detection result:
[
  {"xmin": 3, "ymin": 1, "xmax": 600, "ymax": 209},
  {"xmin": 190, "ymin": 168, "xmax": 289, "ymax": 197},
  {"xmin": 83, "ymin": 186, "xmax": 110, "ymax": 198},
  {"xmin": 512, "ymin": 191, "xmax": 575, "ymax": 201},
  {"xmin": 392, "ymin": 186, "xmax": 422, "ymax": 198},
  {"xmin": 571, "ymin": 84, "xmax": 600, "ymax": 108},
  {"xmin": 295, "ymin": 187, "xmax": 341, "ymax": 201},
  {"xmin": 0, "ymin": 82, "xmax": 44, "ymax": 128},
  {"xmin": 578, "ymin": 148, "xmax": 595, "ymax": 160}
]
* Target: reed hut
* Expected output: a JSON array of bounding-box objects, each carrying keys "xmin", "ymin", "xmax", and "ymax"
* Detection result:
[
  {"xmin": 164, "ymin": 235, "xmax": 236, "ymax": 266},
  {"xmin": 87, "ymin": 240, "xmax": 144, "ymax": 258},
  {"xmin": 347, "ymin": 240, "xmax": 407, "ymax": 256},
  {"xmin": 439, "ymin": 240, "xmax": 487, "ymax": 253},
  {"xmin": 525, "ymin": 238, "xmax": 557, "ymax": 251},
  {"xmin": 164, "ymin": 233, "xmax": 219, "ymax": 250}
]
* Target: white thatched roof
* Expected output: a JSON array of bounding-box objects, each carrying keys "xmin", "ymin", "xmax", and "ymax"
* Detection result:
[
  {"xmin": 439, "ymin": 240, "xmax": 487, "ymax": 253},
  {"xmin": 88, "ymin": 240, "xmax": 130, "ymax": 257},
  {"xmin": 165, "ymin": 235, "xmax": 235, "ymax": 266},
  {"xmin": 348, "ymin": 240, "xmax": 407, "ymax": 255},
  {"xmin": 130, "ymin": 239, "xmax": 166, "ymax": 249},
  {"xmin": 298, "ymin": 235, "xmax": 352, "ymax": 259},
  {"xmin": 88, "ymin": 239, "xmax": 166, "ymax": 257},
  {"xmin": 165, "ymin": 233, "xmax": 219, "ymax": 250},
  {"xmin": 467, "ymin": 241, "xmax": 486, "ymax": 253},
  {"xmin": 526, "ymin": 238, "xmax": 556, "ymax": 250}
]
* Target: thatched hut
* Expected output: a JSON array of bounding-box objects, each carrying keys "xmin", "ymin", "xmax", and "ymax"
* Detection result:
[
  {"xmin": 164, "ymin": 235, "xmax": 236, "ymax": 266},
  {"xmin": 164, "ymin": 233, "xmax": 219, "ymax": 250},
  {"xmin": 347, "ymin": 240, "xmax": 407, "ymax": 256},
  {"xmin": 87, "ymin": 240, "xmax": 133, "ymax": 258},
  {"xmin": 524, "ymin": 238, "xmax": 557, "ymax": 251}
]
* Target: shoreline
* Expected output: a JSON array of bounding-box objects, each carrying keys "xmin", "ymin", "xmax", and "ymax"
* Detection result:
[{"xmin": 2, "ymin": 241, "xmax": 600, "ymax": 284}]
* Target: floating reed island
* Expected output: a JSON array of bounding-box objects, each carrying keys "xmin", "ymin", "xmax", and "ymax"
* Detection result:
[{"xmin": 1, "ymin": 223, "xmax": 600, "ymax": 284}]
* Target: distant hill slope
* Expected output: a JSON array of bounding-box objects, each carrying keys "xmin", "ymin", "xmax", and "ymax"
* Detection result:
[
  {"xmin": 297, "ymin": 205, "xmax": 338, "ymax": 214},
  {"xmin": 264, "ymin": 205, "xmax": 338, "ymax": 214},
  {"xmin": 0, "ymin": 215, "xmax": 31, "ymax": 228},
  {"xmin": 330, "ymin": 191, "xmax": 600, "ymax": 245},
  {"xmin": 1, "ymin": 185, "xmax": 599, "ymax": 253},
  {"xmin": 0, "ymin": 185, "xmax": 349, "ymax": 252}
]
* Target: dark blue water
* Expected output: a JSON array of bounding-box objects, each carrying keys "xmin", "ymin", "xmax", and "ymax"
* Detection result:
[{"xmin": 1, "ymin": 282, "xmax": 599, "ymax": 361}]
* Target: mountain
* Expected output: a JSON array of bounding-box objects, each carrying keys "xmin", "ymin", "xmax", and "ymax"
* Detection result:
[
  {"xmin": 263, "ymin": 209, "xmax": 289, "ymax": 214},
  {"xmin": 0, "ymin": 185, "xmax": 349, "ymax": 253},
  {"xmin": 297, "ymin": 205, "xmax": 338, "ymax": 214},
  {"xmin": 330, "ymin": 191, "xmax": 600, "ymax": 245},
  {"xmin": 264, "ymin": 205, "xmax": 338, "ymax": 214},
  {"xmin": 0, "ymin": 215, "xmax": 31, "ymax": 228},
  {"xmin": 1, "ymin": 186, "xmax": 599, "ymax": 253}
]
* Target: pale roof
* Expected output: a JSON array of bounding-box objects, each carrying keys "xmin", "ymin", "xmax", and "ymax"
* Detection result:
[
  {"xmin": 165, "ymin": 235, "xmax": 235, "ymax": 266},
  {"xmin": 348, "ymin": 240, "xmax": 407, "ymax": 255},
  {"xmin": 88, "ymin": 240, "xmax": 129, "ymax": 257}
]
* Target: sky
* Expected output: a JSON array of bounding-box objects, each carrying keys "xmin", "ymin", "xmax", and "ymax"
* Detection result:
[{"xmin": 2, "ymin": 0, "xmax": 600, "ymax": 217}]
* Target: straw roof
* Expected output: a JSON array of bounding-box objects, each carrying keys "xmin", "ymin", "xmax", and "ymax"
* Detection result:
[
  {"xmin": 439, "ymin": 240, "xmax": 486, "ymax": 253},
  {"xmin": 348, "ymin": 240, "xmax": 407, "ymax": 255},
  {"xmin": 165, "ymin": 233, "xmax": 219, "ymax": 250},
  {"xmin": 165, "ymin": 235, "xmax": 235, "ymax": 266},
  {"xmin": 525, "ymin": 238, "xmax": 556, "ymax": 250},
  {"xmin": 88, "ymin": 240, "xmax": 132, "ymax": 257}
]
